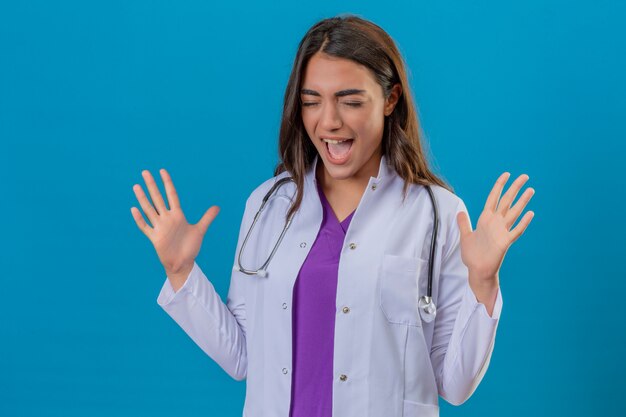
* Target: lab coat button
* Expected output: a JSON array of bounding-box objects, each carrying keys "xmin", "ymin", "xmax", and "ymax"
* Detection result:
[
  {"xmin": 282, "ymin": 302, "xmax": 288, "ymax": 309},
  {"xmin": 339, "ymin": 374, "xmax": 348, "ymax": 381},
  {"xmin": 282, "ymin": 368, "xmax": 289, "ymax": 374},
  {"xmin": 349, "ymin": 243, "xmax": 357, "ymax": 250},
  {"xmin": 342, "ymin": 306, "xmax": 350, "ymax": 314},
  {"xmin": 300, "ymin": 242, "xmax": 307, "ymax": 248},
  {"xmin": 371, "ymin": 184, "xmax": 377, "ymax": 190}
]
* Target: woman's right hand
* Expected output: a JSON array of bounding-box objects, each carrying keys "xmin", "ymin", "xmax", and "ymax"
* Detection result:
[{"xmin": 131, "ymin": 168, "xmax": 220, "ymax": 289}]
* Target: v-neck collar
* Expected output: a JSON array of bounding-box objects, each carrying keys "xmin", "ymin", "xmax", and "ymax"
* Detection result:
[
  {"xmin": 305, "ymin": 152, "xmax": 394, "ymax": 235},
  {"xmin": 316, "ymin": 181, "xmax": 355, "ymax": 234}
]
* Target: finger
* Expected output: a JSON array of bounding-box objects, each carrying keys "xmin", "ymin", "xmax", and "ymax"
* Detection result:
[
  {"xmin": 497, "ymin": 174, "xmax": 530, "ymax": 216},
  {"xmin": 130, "ymin": 206, "xmax": 154, "ymax": 239},
  {"xmin": 197, "ymin": 206, "xmax": 220, "ymax": 236},
  {"xmin": 142, "ymin": 170, "xmax": 168, "ymax": 213},
  {"xmin": 484, "ymin": 172, "xmax": 511, "ymax": 213},
  {"xmin": 509, "ymin": 210, "xmax": 535, "ymax": 244},
  {"xmin": 160, "ymin": 168, "xmax": 181, "ymax": 210},
  {"xmin": 133, "ymin": 184, "xmax": 159, "ymax": 224},
  {"xmin": 505, "ymin": 187, "xmax": 535, "ymax": 228},
  {"xmin": 457, "ymin": 211, "xmax": 472, "ymax": 238}
]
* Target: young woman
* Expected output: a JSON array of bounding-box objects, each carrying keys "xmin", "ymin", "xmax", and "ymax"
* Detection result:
[{"xmin": 131, "ymin": 14, "xmax": 534, "ymax": 417}]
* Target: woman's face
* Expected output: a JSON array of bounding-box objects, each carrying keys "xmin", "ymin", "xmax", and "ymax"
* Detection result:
[{"xmin": 300, "ymin": 51, "xmax": 401, "ymax": 183}]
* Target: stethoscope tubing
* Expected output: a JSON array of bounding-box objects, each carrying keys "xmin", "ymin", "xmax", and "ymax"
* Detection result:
[{"xmin": 234, "ymin": 175, "xmax": 439, "ymax": 322}]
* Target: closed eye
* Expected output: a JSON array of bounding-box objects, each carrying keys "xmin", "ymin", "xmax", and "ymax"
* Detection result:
[{"xmin": 302, "ymin": 102, "xmax": 363, "ymax": 107}]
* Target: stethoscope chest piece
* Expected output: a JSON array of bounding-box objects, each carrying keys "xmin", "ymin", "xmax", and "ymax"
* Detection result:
[{"xmin": 418, "ymin": 295, "xmax": 437, "ymax": 323}]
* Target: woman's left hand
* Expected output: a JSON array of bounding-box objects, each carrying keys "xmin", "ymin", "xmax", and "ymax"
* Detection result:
[{"xmin": 456, "ymin": 173, "xmax": 535, "ymax": 290}]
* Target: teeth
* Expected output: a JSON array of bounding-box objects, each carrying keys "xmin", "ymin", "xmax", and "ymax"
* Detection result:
[{"xmin": 322, "ymin": 138, "xmax": 351, "ymax": 144}]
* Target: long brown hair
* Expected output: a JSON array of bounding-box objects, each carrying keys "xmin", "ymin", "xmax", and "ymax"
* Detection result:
[{"xmin": 274, "ymin": 13, "xmax": 453, "ymax": 222}]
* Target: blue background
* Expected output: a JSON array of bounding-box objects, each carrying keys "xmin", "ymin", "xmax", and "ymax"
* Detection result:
[{"xmin": 1, "ymin": 0, "xmax": 624, "ymax": 416}]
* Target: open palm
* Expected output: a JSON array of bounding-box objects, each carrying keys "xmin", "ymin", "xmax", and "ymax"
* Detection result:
[
  {"xmin": 456, "ymin": 172, "xmax": 535, "ymax": 281},
  {"xmin": 130, "ymin": 168, "xmax": 220, "ymax": 276}
]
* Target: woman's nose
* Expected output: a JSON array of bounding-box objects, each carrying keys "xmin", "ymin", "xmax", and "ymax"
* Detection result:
[{"xmin": 319, "ymin": 103, "xmax": 342, "ymax": 130}]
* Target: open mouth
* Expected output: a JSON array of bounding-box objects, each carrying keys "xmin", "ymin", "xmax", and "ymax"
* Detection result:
[{"xmin": 322, "ymin": 138, "xmax": 354, "ymax": 164}]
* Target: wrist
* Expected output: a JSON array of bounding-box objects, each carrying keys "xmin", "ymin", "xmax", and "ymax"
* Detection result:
[
  {"xmin": 468, "ymin": 269, "xmax": 499, "ymax": 289},
  {"xmin": 165, "ymin": 261, "xmax": 195, "ymax": 292},
  {"xmin": 468, "ymin": 271, "xmax": 499, "ymax": 312}
]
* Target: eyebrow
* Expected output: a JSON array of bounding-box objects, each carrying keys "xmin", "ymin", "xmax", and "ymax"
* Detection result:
[{"xmin": 300, "ymin": 88, "xmax": 367, "ymax": 97}]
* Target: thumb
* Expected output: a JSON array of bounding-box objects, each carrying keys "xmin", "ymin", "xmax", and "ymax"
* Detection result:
[
  {"xmin": 197, "ymin": 205, "xmax": 220, "ymax": 236},
  {"xmin": 456, "ymin": 210, "xmax": 472, "ymax": 238}
]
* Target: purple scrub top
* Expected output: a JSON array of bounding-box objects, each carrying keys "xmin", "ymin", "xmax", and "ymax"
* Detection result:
[{"xmin": 288, "ymin": 181, "xmax": 356, "ymax": 417}]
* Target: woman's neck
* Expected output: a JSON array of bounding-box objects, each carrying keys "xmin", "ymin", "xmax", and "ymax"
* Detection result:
[{"xmin": 316, "ymin": 150, "xmax": 382, "ymax": 200}]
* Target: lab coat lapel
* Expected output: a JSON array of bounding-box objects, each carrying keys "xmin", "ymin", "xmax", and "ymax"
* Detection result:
[
  {"xmin": 260, "ymin": 153, "xmax": 399, "ymax": 415},
  {"xmin": 268, "ymin": 150, "xmax": 396, "ymax": 332},
  {"xmin": 278, "ymin": 151, "xmax": 397, "ymax": 298}
]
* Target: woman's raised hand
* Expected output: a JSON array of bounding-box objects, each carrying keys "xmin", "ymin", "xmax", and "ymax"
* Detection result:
[
  {"xmin": 131, "ymin": 169, "xmax": 220, "ymax": 286},
  {"xmin": 455, "ymin": 172, "xmax": 535, "ymax": 316},
  {"xmin": 457, "ymin": 172, "xmax": 535, "ymax": 283}
]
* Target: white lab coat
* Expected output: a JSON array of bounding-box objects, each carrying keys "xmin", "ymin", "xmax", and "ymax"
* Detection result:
[{"xmin": 157, "ymin": 153, "xmax": 503, "ymax": 417}]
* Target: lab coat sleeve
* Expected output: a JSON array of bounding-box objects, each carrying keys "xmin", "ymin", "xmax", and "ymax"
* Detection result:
[
  {"xmin": 155, "ymin": 196, "xmax": 255, "ymax": 382},
  {"xmin": 429, "ymin": 198, "xmax": 503, "ymax": 406}
]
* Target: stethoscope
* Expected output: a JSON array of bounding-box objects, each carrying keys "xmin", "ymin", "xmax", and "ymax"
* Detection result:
[{"xmin": 233, "ymin": 176, "xmax": 440, "ymax": 323}]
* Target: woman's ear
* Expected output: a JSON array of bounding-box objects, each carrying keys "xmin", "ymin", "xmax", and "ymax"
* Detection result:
[{"xmin": 384, "ymin": 83, "xmax": 403, "ymax": 116}]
